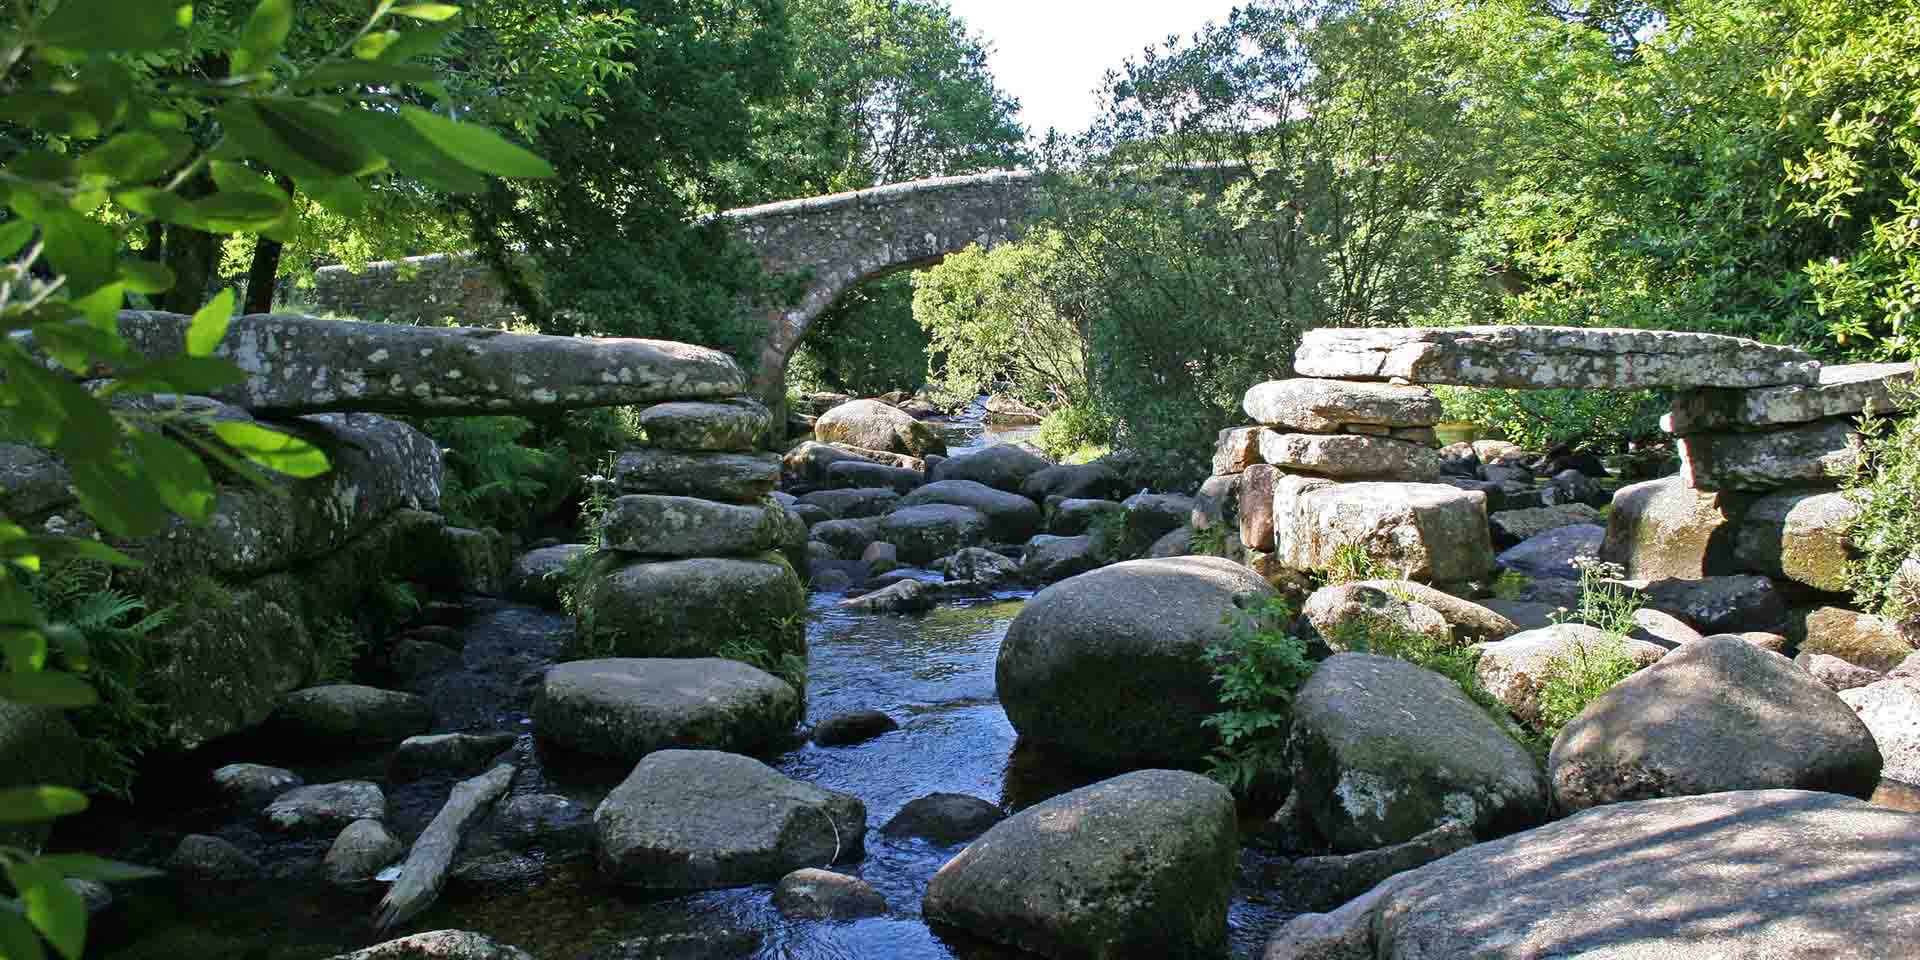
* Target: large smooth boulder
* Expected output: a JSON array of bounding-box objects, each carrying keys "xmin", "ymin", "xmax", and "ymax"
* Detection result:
[
  {"xmin": 595, "ymin": 750, "xmax": 864, "ymax": 889},
  {"xmin": 272, "ymin": 685, "xmax": 432, "ymax": 746},
  {"xmin": 882, "ymin": 793, "xmax": 1006, "ymax": 845},
  {"xmin": 809, "ymin": 517, "xmax": 882, "ymax": 560},
  {"xmin": 825, "ymin": 459, "xmax": 922, "ymax": 493},
  {"xmin": 1679, "ymin": 418, "xmax": 1860, "ymax": 492},
  {"xmin": 264, "ymin": 781, "xmax": 386, "ymax": 834},
  {"xmin": 1488, "ymin": 503, "xmax": 1603, "ymax": 548},
  {"xmin": 1021, "ymin": 462, "xmax": 1127, "ymax": 503},
  {"xmin": 1288, "ymin": 654, "xmax": 1549, "ymax": 852},
  {"xmin": 1299, "ymin": 584, "xmax": 1451, "ymax": 651},
  {"xmin": 782, "ymin": 439, "xmax": 857, "ymax": 489},
  {"xmin": 941, "ymin": 547, "xmax": 1020, "ymax": 586},
  {"xmin": 1262, "ymin": 790, "xmax": 1920, "ymax": 960},
  {"xmin": 576, "ymin": 555, "xmax": 805, "ymax": 659},
  {"xmin": 1549, "ymin": 636, "xmax": 1882, "ymax": 813},
  {"xmin": 326, "ymin": 819, "xmax": 404, "ymax": 885},
  {"xmin": 1734, "ymin": 489, "xmax": 1856, "ymax": 592},
  {"xmin": 879, "ymin": 504, "xmax": 993, "ymax": 565},
  {"xmin": 900, "ymin": 480, "xmax": 1042, "ymax": 542},
  {"xmin": 814, "ymin": 399, "xmax": 945, "ymax": 457},
  {"xmin": 998, "ymin": 557, "xmax": 1277, "ymax": 768},
  {"xmin": 533, "ymin": 659, "xmax": 800, "ymax": 763},
  {"xmin": 1049, "ymin": 498, "xmax": 1122, "ymax": 536},
  {"xmin": 1270, "ymin": 477, "xmax": 1494, "ymax": 584},
  {"xmin": 1473, "ymin": 625, "xmax": 1668, "ymax": 725},
  {"xmin": 1495, "ymin": 524, "xmax": 1605, "ymax": 580},
  {"xmin": 931, "ymin": 443, "xmax": 1052, "ymax": 493},
  {"xmin": 1242, "ymin": 378, "xmax": 1442, "ymax": 432},
  {"xmin": 1121, "ymin": 492, "xmax": 1194, "ymax": 552},
  {"xmin": 613, "ymin": 449, "xmax": 779, "ymax": 504},
  {"xmin": 1293, "ymin": 325, "xmax": 1820, "ymax": 389},
  {"xmin": 1256, "ymin": 433, "xmax": 1442, "ymax": 480},
  {"xmin": 1019, "ymin": 534, "xmax": 1101, "ymax": 583},
  {"xmin": 636, "ymin": 398, "xmax": 769, "ymax": 451},
  {"xmin": 1665, "ymin": 361, "xmax": 1915, "ymax": 433},
  {"xmin": 774, "ymin": 868, "xmax": 887, "ymax": 920},
  {"xmin": 1632, "ymin": 574, "xmax": 1786, "ymax": 634},
  {"xmin": 599, "ymin": 495, "xmax": 782, "ymax": 558},
  {"xmin": 107, "ymin": 310, "xmax": 745, "ymax": 415},
  {"xmin": 1598, "ymin": 475, "xmax": 1744, "ymax": 580},
  {"xmin": 1841, "ymin": 678, "xmax": 1920, "ymax": 785},
  {"xmin": 924, "ymin": 770, "xmax": 1237, "ymax": 960}
]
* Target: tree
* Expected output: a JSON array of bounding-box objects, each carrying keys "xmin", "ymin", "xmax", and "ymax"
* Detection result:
[{"xmin": 0, "ymin": 2, "xmax": 555, "ymax": 954}]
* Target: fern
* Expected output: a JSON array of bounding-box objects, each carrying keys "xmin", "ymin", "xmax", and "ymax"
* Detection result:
[{"xmin": 415, "ymin": 415, "xmax": 563, "ymax": 531}]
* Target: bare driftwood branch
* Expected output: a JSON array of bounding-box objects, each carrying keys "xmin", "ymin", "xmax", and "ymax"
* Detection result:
[{"xmin": 373, "ymin": 763, "xmax": 515, "ymax": 933}]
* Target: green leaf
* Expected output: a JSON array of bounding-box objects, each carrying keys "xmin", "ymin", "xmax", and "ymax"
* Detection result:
[
  {"xmin": 349, "ymin": 113, "xmax": 487, "ymax": 194},
  {"xmin": 375, "ymin": 20, "xmax": 462, "ymax": 64},
  {"xmin": 295, "ymin": 176, "xmax": 367, "ymax": 217},
  {"xmin": 75, "ymin": 132, "xmax": 191, "ymax": 184},
  {"xmin": 27, "ymin": 322, "xmax": 127, "ymax": 375},
  {"xmin": 110, "ymin": 355, "xmax": 247, "ymax": 396},
  {"xmin": 189, "ymin": 289, "xmax": 235, "ymax": 357},
  {"xmin": 353, "ymin": 30, "xmax": 398, "ymax": 60},
  {"xmin": 217, "ymin": 102, "xmax": 387, "ymax": 181},
  {"xmin": 6, "ymin": 856, "xmax": 86, "ymax": 960},
  {"xmin": 0, "ymin": 672, "xmax": 97, "ymax": 709},
  {"xmin": 118, "ymin": 259, "xmax": 175, "ymax": 295},
  {"xmin": 391, "ymin": 4, "xmax": 461, "ymax": 20},
  {"xmin": 36, "ymin": 212, "xmax": 118, "ymax": 298},
  {"xmin": 289, "ymin": 62, "xmax": 440, "ymax": 93},
  {"xmin": 112, "ymin": 187, "xmax": 192, "ymax": 225},
  {"xmin": 0, "ymin": 909, "xmax": 46, "ymax": 960},
  {"xmin": 210, "ymin": 422, "xmax": 330, "ymax": 478},
  {"xmin": 131, "ymin": 432, "xmax": 215, "ymax": 523},
  {"xmin": 35, "ymin": 855, "xmax": 162, "ymax": 883},
  {"xmin": 0, "ymin": 630, "xmax": 48, "ymax": 673},
  {"xmin": 69, "ymin": 282, "xmax": 125, "ymax": 334},
  {"xmin": 0, "ymin": 220, "xmax": 33, "ymax": 259},
  {"xmin": 234, "ymin": 0, "xmax": 295, "ymax": 73},
  {"xmin": 399, "ymin": 107, "xmax": 552, "ymax": 179},
  {"xmin": 68, "ymin": 461, "xmax": 170, "ymax": 539},
  {"xmin": 0, "ymin": 537, "xmax": 134, "ymax": 569},
  {"xmin": 0, "ymin": 354, "xmax": 118, "ymax": 460},
  {"xmin": 38, "ymin": 0, "xmax": 187, "ymax": 52},
  {"xmin": 185, "ymin": 191, "xmax": 288, "ymax": 233}
]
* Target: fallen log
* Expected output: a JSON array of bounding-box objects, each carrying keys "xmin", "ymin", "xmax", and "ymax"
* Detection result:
[{"xmin": 373, "ymin": 763, "xmax": 515, "ymax": 932}]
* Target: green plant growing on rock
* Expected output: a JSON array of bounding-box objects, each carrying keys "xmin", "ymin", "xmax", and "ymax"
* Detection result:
[
  {"xmin": 313, "ymin": 616, "xmax": 365, "ymax": 685},
  {"xmin": 1332, "ymin": 614, "xmax": 1541, "ymax": 755},
  {"xmin": 717, "ymin": 612, "xmax": 809, "ymax": 695},
  {"xmin": 1558, "ymin": 556, "xmax": 1642, "ymax": 639},
  {"xmin": 1321, "ymin": 543, "xmax": 1394, "ymax": 585},
  {"xmin": 1087, "ymin": 509, "xmax": 1131, "ymax": 565},
  {"xmin": 1844, "ymin": 381, "xmax": 1920, "ymax": 618},
  {"xmin": 1535, "ymin": 634, "xmax": 1641, "ymax": 740},
  {"xmin": 1190, "ymin": 524, "xmax": 1228, "ymax": 559},
  {"xmin": 1202, "ymin": 597, "xmax": 1314, "ymax": 794}
]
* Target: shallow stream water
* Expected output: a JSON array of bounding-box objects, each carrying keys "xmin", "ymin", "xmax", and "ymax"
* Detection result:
[{"xmin": 79, "ymin": 400, "xmax": 1292, "ymax": 959}]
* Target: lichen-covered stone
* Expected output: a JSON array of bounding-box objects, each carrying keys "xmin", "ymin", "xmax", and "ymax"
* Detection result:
[
  {"xmin": 879, "ymin": 504, "xmax": 993, "ymax": 565},
  {"xmin": 1679, "ymin": 419, "xmax": 1860, "ymax": 492},
  {"xmin": 595, "ymin": 750, "xmax": 864, "ymax": 889},
  {"xmin": 825, "ymin": 459, "xmax": 922, "ymax": 493},
  {"xmin": 923, "ymin": 770, "xmax": 1237, "ymax": 960},
  {"xmin": 1294, "ymin": 325, "xmax": 1820, "ymax": 389},
  {"xmin": 1213, "ymin": 426, "xmax": 1266, "ymax": 475},
  {"xmin": 273, "ymin": 685, "xmax": 434, "ymax": 746},
  {"xmin": 104, "ymin": 310, "xmax": 745, "ymax": 414},
  {"xmin": 146, "ymin": 574, "xmax": 313, "ymax": 752},
  {"xmin": 1549, "ymin": 636, "xmax": 1882, "ymax": 813},
  {"xmin": 576, "ymin": 554, "xmax": 806, "ymax": 660},
  {"xmin": 1021, "ymin": 462, "xmax": 1127, "ymax": 502},
  {"xmin": 1255, "ymin": 433, "xmax": 1443, "ymax": 480},
  {"xmin": 899, "ymin": 480, "xmax": 1042, "ymax": 542},
  {"xmin": 1790, "ymin": 606, "xmax": 1914, "ymax": 673},
  {"xmin": 1019, "ymin": 534, "xmax": 1101, "ymax": 583},
  {"xmin": 637, "ymin": 398, "xmax": 770, "ymax": 451},
  {"xmin": 1599, "ymin": 475, "xmax": 1744, "ymax": 580},
  {"xmin": 1733, "ymin": 489, "xmax": 1856, "ymax": 592},
  {"xmin": 1242, "ymin": 378, "xmax": 1442, "ymax": 432},
  {"xmin": 1841, "ymin": 678, "xmax": 1920, "ymax": 786},
  {"xmin": 534, "ymin": 659, "xmax": 800, "ymax": 763},
  {"xmin": 929, "ymin": 443, "xmax": 1052, "ymax": 493},
  {"xmin": 1665, "ymin": 361, "xmax": 1916, "ymax": 433},
  {"xmin": 1474, "ymin": 625, "xmax": 1668, "ymax": 725},
  {"xmin": 506, "ymin": 544, "xmax": 586, "ymax": 608},
  {"xmin": 264, "ymin": 780, "xmax": 387, "ymax": 834},
  {"xmin": 1289, "ymin": 654, "xmax": 1549, "ymax": 851},
  {"xmin": 599, "ymin": 495, "xmax": 783, "ymax": 558},
  {"xmin": 1488, "ymin": 504, "xmax": 1604, "ymax": 548},
  {"xmin": 814, "ymin": 399, "xmax": 946, "ymax": 457},
  {"xmin": 1270, "ymin": 477, "xmax": 1495, "ymax": 583},
  {"xmin": 613, "ymin": 449, "xmax": 779, "ymax": 504}
]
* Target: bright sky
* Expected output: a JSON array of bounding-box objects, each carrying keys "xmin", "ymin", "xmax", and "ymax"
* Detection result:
[{"xmin": 945, "ymin": 1, "xmax": 1245, "ymax": 140}]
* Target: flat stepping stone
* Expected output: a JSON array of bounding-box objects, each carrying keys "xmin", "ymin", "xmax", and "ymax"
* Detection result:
[
  {"xmin": 614, "ymin": 449, "xmax": 779, "ymax": 504},
  {"xmin": 1664, "ymin": 361, "xmax": 1916, "ymax": 433},
  {"xmin": 1256, "ymin": 433, "xmax": 1443, "ymax": 480},
  {"xmin": 533, "ymin": 659, "xmax": 800, "ymax": 763},
  {"xmin": 1293, "ymin": 326, "xmax": 1820, "ymax": 389},
  {"xmin": 600, "ymin": 495, "xmax": 783, "ymax": 558},
  {"xmin": 105, "ymin": 311, "xmax": 744, "ymax": 415},
  {"xmin": 1242, "ymin": 378, "xmax": 1442, "ymax": 431},
  {"xmin": 636, "ymin": 399, "xmax": 770, "ymax": 451}
]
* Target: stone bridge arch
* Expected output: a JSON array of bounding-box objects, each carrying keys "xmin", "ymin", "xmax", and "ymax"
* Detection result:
[{"xmin": 721, "ymin": 170, "xmax": 1043, "ymax": 411}]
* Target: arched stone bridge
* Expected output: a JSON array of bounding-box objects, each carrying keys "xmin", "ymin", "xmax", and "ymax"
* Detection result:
[
  {"xmin": 720, "ymin": 170, "xmax": 1042, "ymax": 408},
  {"xmin": 308, "ymin": 166, "xmax": 1247, "ymax": 419}
]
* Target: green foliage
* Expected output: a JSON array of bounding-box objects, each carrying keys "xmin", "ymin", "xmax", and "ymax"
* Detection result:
[
  {"xmin": 0, "ymin": 4, "xmax": 553, "ymax": 953},
  {"xmin": 1557, "ymin": 556, "xmax": 1642, "ymax": 638},
  {"xmin": 716, "ymin": 612, "xmax": 809, "ymax": 694},
  {"xmin": 376, "ymin": 580, "xmax": 421, "ymax": 622},
  {"xmin": 1321, "ymin": 543, "xmax": 1394, "ymax": 585},
  {"xmin": 1202, "ymin": 597, "xmax": 1314, "ymax": 794},
  {"xmin": 1535, "ymin": 633, "xmax": 1641, "ymax": 739},
  {"xmin": 1492, "ymin": 570, "xmax": 1531, "ymax": 601},
  {"xmin": 416, "ymin": 415, "xmax": 563, "ymax": 531},
  {"xmin": 792, "ymin": 276, "xmax": 931, "ymax": 397},
  {"xmin": 1435, "ymin": 386, "xmax": 1665, "ymax": 453},
  {"xmin": 914, "ymin": 232, "xmax": 1092, "ymax": 411},
  {"xmin": 1032, "ymin": 400, "xmax": 1115, "ymax": 463},
  {"xmin": 313, "ymin": 616, "xmax": 365, "ymax": 685},
  {"xmin": 1190, "ymin": 524, "xmax": 1228, "ymax": 559},
  {"xmin": 1086, "ymin": 509, "xmax": 1131, "ymax": 565},
  {"xmin": 20, "ymin": 563, "xmax": 169, "ymax": 802},
  {"xmin": 1844, "ymin": 383, "xmax": 1920, "ymax": 618}
]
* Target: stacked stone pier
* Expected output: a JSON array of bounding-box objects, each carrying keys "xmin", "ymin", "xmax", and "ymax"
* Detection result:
[{"xmin": 1215, "ymin": 325, "xmax": 1916, "ymax": 595}]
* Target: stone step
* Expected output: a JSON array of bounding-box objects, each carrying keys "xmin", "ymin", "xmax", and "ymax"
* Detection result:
[
  {"xmin": 96, "ymin": 310, "xmax": 745, "ymax": 415},
  {"xmin": 1293, "ymin": 325, "xmax": 1820, "ymax": 389}
]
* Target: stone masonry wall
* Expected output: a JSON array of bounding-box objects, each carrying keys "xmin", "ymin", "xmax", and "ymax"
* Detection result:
[{"xmin": 310, "ymin": 253, "xmax": 521, "ymax": 328}]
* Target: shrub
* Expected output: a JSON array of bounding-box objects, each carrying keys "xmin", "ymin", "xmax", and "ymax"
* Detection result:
[
  {"xmin": 794, "ymin": 275, "xmax": 932, "ymax": 398},
  {"xmin": 416, "ymin": 416, "xmax": 565, "ymax": 532},
  {"xmin": 1032, "ymin": 400, "xmax": 1115, "ymax": 463},
  {"xmin": 1435, "ymin": 386, "xmax": 1666, "ymax": 454},
  {"xmin": 1203, "ymin": 597, "xmax": 1314, "ymax": 794},
  {"xmin": 1844, "ymin": 382, "xmax": 1920, "ymax": 618}
]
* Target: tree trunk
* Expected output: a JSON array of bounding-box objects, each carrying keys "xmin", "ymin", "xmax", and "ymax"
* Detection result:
[
  {"xmin": 242, "ymin": 175, "xmax": 297, "ymax": 315},
  {"xmin": 157, "ymin": 171, "xmax": 218, "ymax": 314}
]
